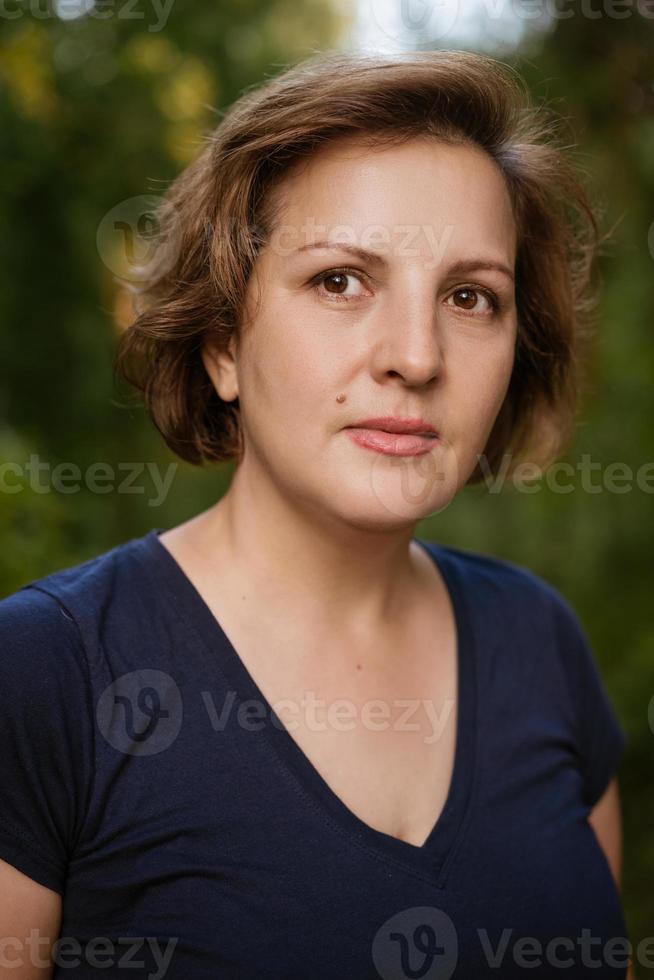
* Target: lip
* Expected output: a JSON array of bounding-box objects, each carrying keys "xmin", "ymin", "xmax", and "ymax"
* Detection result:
[
  {"xmin": 345, "ymin": 416, "xmax": 439, "ymax": 436},
  {"xmin": 344, "ymin": 417, "xmax": 441, "ymax": 458}
]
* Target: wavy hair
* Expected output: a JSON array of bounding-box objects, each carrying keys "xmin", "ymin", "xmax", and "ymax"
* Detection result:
[{"xmin": 113, "ymin": 49, "xmax": 605, "ymax": 483}]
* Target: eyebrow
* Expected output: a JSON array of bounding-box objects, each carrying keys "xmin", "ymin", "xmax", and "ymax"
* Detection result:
[{"xmin": 294, "ymin": 241, "xmax": 515, "ymax": 283}]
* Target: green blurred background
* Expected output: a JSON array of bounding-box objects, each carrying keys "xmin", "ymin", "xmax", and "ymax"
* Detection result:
[{"xmin": 1, "ymin": 0, "xmax": 652, "ymax": 966}]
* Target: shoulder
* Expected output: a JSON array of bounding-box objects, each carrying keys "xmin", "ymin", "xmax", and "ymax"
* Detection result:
[
  {"xmin": 420, "ymin": 541, "xmax": 615, "ymax": 730},
  {"xmin": 0, "ymin": 581, "xmax": 92, "ymax": 743},
  {"xmin": 13, "ymin": 532, "xmax": 143, "ymax": 599},
  {"xmin": 0, "ymin": 531, "xmax": 154, "ymax": 639},
  {"xmin": 418, "ymin": 537, "xmax": 573, "ymax": 626},
  {"xmin": 0, "ymin": 531, "xmax": 160, "ymax": 729},
  {"xmin": 0, "ymin": 584, "xmax": 87, "ymax": 679},
  {"xmin": 0, "ymin": 533, "xmax": 160, "ymax": 699}
]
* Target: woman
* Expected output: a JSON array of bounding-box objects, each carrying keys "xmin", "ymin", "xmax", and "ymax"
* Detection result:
[{"xmin": 0, "ymin": 50, "xmax": 631, "ymax": 978}]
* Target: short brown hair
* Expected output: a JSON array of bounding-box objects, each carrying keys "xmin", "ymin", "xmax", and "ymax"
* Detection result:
[{"xmin": 113, "ymin": 48, "xmax": 605, "ymax": 484}]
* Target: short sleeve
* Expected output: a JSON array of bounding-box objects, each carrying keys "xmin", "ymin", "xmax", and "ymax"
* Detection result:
[
  {"xmin": 0, "ymin": 585, "xmax": 95, "ymax": 894},
  {"xmin": 552, "ymin": 593, "xmax": 627, "ymax": 810}
]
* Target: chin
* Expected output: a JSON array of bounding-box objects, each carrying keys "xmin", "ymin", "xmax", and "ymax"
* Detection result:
[
  {"xmin": 341, "ymin": 455, "xmax": 459, "ymax": 520},
  {"xmin": 319, "ymin": 479, "xmax": 457, "ymax": 533}
]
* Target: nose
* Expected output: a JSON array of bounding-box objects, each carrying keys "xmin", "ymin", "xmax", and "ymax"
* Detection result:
[{"xmin": 369, "ymin": 289, "xmax": 445, "ymax": 388}]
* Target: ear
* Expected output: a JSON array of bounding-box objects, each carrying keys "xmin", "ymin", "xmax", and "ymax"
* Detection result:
[{"xmin": 201, "ymin": 334, "xmax": 239, "ymax": 403}]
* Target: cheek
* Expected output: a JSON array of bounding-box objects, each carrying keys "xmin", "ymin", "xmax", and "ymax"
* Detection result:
[
  {"xmin": 242, "ymin": 304, "xmax": 339, "ymax": 426},
  {"xmin": 238, "ymin": 320, "xmax": 345, "ymax": 477},
  {"xmin": 455, "ymin": 336, "xmax": 516, "ymax": 432}
]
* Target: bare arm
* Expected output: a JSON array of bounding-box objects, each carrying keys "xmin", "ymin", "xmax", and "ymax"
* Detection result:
[
  {"xmin": 0, "ymin": 858, "xmax": 62, "ymax": 979},
  {"xmin": 587, "ymin": 777, "xmax": 633, "ymax": 980}
]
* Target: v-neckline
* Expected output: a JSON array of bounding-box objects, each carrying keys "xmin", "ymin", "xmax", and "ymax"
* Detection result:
[{"xmin": 138, "ymin": 528, "xmax": 478, "ymax": 887}]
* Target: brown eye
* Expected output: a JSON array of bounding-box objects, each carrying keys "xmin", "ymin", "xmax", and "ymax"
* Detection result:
[
  {"xmin": 453, "ymin": 288, "xmax": 478, "ymax": 310},
  {"xmin": 323, "ymin": 273, "xmax": 350, "ymax": 295},
  {"xmin": 312, "ymin": 269, "xmax": 369, "ymax": 302},
  {"xmin": 446, "ymin": 287, "xmax": 497, "ymax": 316}
]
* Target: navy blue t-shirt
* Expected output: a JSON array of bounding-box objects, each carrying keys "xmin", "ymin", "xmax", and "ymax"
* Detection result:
[{"xmin": 0, "ymin": 529, "xmax": 629, "ymax": 978}]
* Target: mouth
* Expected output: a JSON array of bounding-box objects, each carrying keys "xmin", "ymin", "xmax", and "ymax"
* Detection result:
[
  {"xmin": 345, "ymin": 416, "xmax": 440, "ymax": 437},
  {"xmin": 344, "ymin": 417, "xmax": 441, "ymax": 458}
]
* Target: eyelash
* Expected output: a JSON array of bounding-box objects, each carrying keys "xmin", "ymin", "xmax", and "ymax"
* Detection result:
[{"xmin": 309, "ymin": 267, "xmax": 502, "ymax": 316}]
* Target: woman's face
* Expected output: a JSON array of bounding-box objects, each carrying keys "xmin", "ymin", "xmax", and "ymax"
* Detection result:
[{"xmin": 204, "ymin": 135, "xmax": 518, "ymax": 529}]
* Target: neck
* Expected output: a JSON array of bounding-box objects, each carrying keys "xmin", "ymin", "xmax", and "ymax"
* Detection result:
[{"xmin": 181, "ymin": 461, "xmax": 432, "ymax": 638}]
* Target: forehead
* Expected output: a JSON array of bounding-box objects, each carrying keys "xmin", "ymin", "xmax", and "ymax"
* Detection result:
[{"xmin": 266, "ymin": 135, "xmax": 517, "ymax": 266}]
